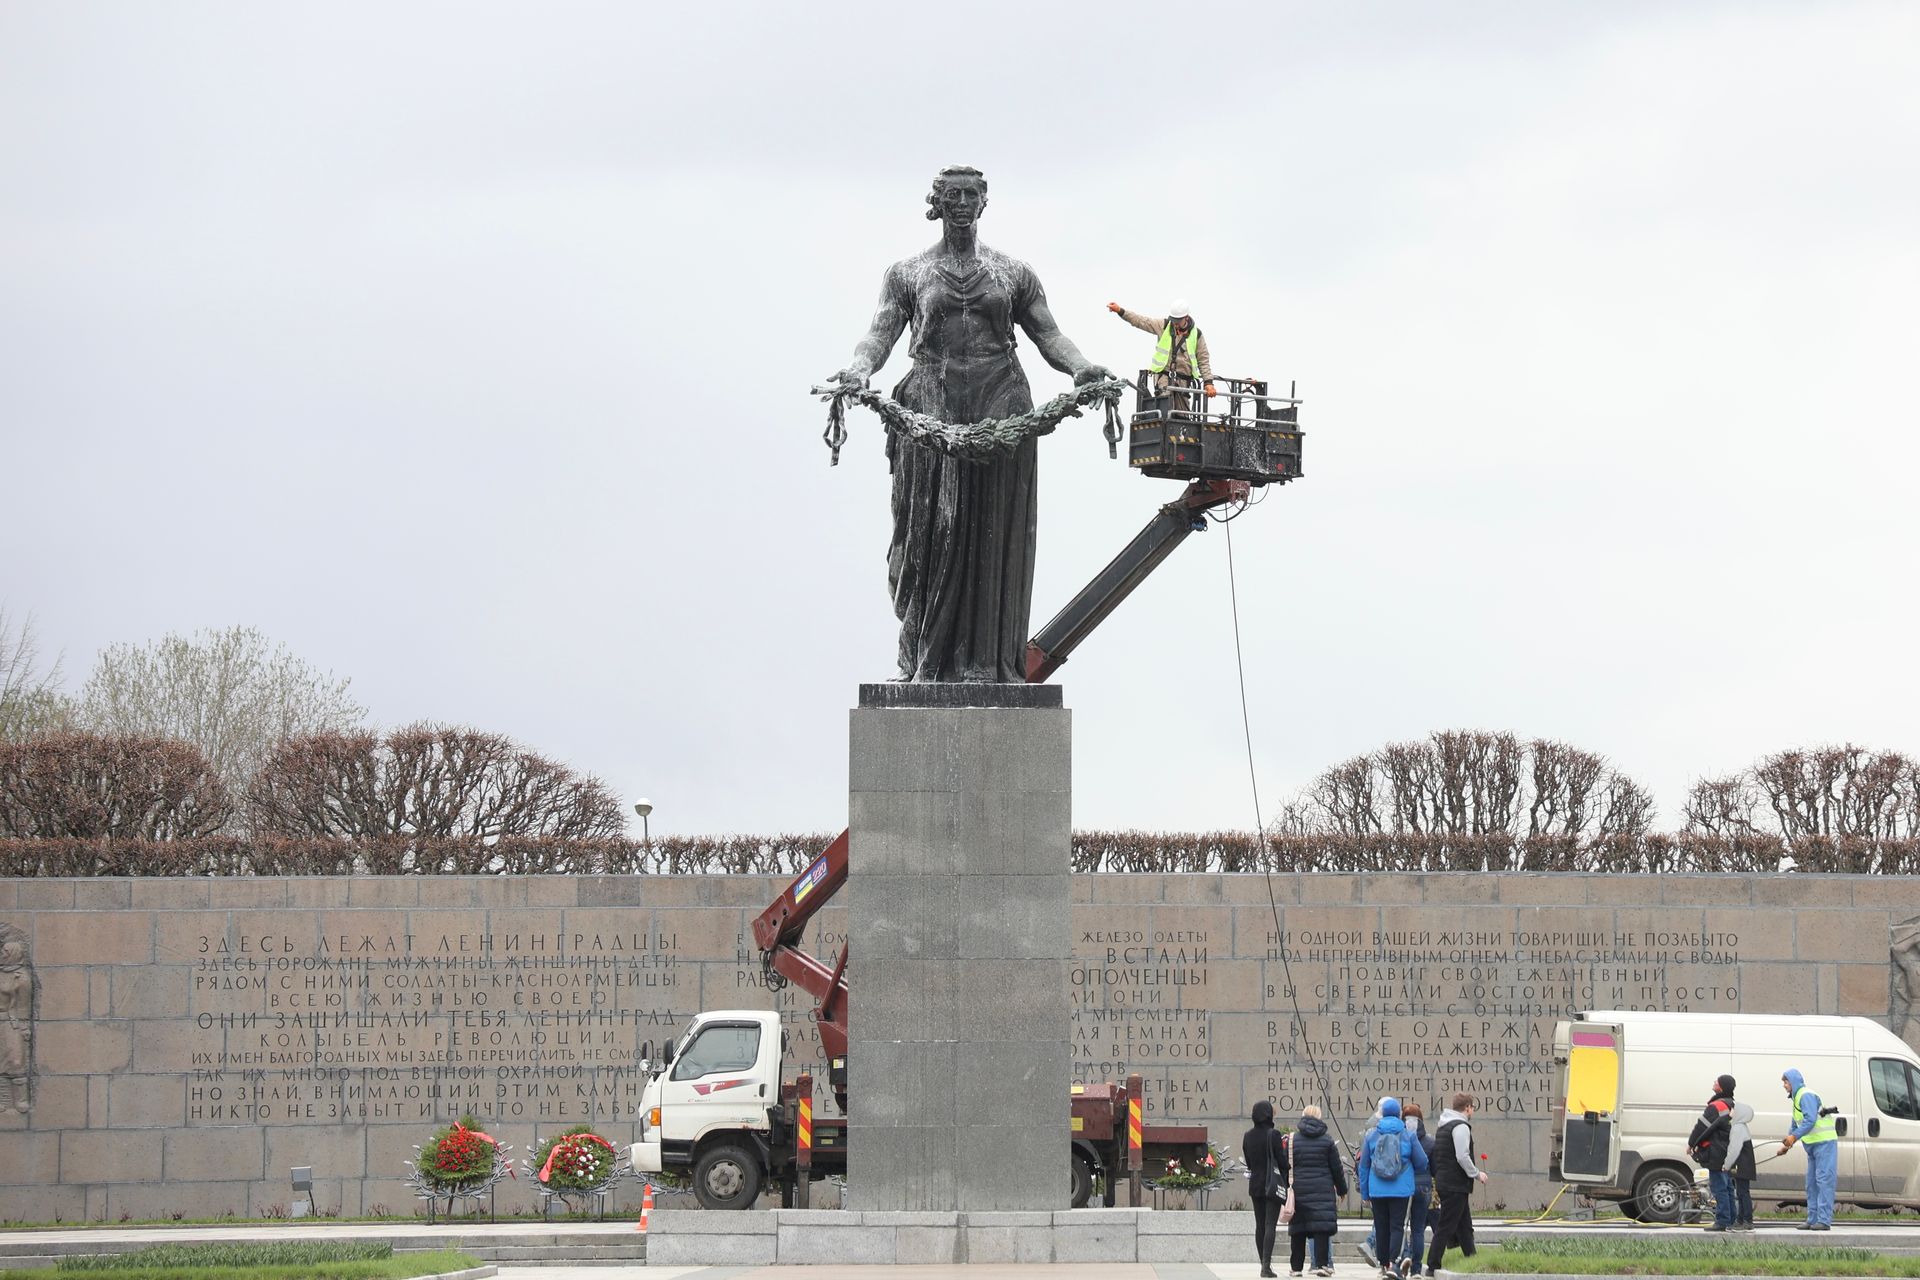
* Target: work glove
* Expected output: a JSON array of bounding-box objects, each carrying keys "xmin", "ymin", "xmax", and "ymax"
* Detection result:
[
  {"xmin": 1107, "ymin": 301, "xmax": 1123, "ymax": 313},
  {"xmin": 1203, "ymin": 382, "xmax": 1218, "ymax": 398}
]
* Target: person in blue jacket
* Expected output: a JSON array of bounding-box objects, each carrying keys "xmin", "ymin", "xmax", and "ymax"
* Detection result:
[
  {"xmin": 1357, "ymin": 1097, "xmax": 1430, "ymax": 1279},
  {"xmin": 1781, "ymin": 1068, "xmax": 1839, "ymax": 1230}
]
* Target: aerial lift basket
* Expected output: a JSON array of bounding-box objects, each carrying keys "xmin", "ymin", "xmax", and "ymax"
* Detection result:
[{"xmin": 1127, "ymin": 371, "xmax": 1303, "ymax": 485}]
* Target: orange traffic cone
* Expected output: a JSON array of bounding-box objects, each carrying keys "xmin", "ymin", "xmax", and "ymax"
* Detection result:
[{"xmin": 637, "ymin": 1181, "xmax": 654, "ymax": 1233}]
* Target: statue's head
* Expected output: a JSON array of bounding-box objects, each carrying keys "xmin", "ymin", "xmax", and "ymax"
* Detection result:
[
  {"xmin": 925, "ymin": 165, "xmax": 988, "ymax": 225},
  {"xmin": 0, "ymin": 940, "xmax": 22, "ymax": 966}
]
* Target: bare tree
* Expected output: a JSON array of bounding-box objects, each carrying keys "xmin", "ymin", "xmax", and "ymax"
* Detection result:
[
  {"xmin": 0, "ymin": 609, "xmax": 75, "ymax": 741},
  {"xmin": 246, "ymin": 724, "xmax": 626, "ymax": 870},
  {"xmin": 1592, "ymin": 772, "xmax": 1656, "ymax": 838},
  {"xmin": 1751, "ymin": 745, "xmax": 1916, "ymax": 842},
  {"xmin": 1376, "ymin": 741, "xmax": 1435, "ymax": 834},
  {"xmin": 0, "ymin": 734, "xmax": 231, "ymax": 838},
  {"xmin": 1265, "ymin": 797, "xmax": 1319, "ymax": 840},
  {"xmin": 1681, "ymin": 774, "xmax": 1761, "ymax": 836},
  {"xmin": 1528, "ymin": 739, "xmax": 1607, "ymax": 837},
  {"xmin": 78, "ymin": 626, "xmax": 365, "ymax": 810},
  {"xmin": 1298, "ymin": 728, "xmax": 1654, "ymax": 842},
  {"xmin": 1428, "ymin": 729, "xmax": 1524, "ymax": 835},
  {"xmin": 1307, "ymin": 755, "xmax": 1381, "ymax": 835}
]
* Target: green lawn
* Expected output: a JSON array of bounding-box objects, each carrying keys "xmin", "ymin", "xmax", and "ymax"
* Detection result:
[
  {"xmin": 1, "ymin": 1243, "xmax": 480, "ymax": 1280},
  {"xmin": 1449, "ymin": 1237, "xmax": 1920, "ymax": 1276}
]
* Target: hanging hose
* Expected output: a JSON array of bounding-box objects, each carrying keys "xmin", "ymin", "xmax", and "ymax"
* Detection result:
[
  {"xmin": 812, "ymin": 377, "xmax": 1130, "ymax": 465},
  {"xmin": 1478, "ymin": 1143, "xmax": 1806, "ymax": 1230},
  {"xmin": 1222, "ymin": 520, "xmax": 1353, "ymax": 1158}
]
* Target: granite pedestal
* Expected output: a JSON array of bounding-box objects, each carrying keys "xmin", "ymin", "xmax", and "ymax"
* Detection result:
[{"xmin": 846, "ymin": 682, "xmax": 1071, "ymax": 1213}]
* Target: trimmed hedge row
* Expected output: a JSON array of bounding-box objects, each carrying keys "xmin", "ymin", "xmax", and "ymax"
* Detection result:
[{"xmin": 5, "ymin": 831, "xmax": 1920, "ymax": 876}]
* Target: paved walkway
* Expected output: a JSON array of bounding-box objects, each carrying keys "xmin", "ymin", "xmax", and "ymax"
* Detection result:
[
  {"xmin": 8, "ymin": 1218, "xmax": 1917, "ymax": 1280},
  {"xmin": 517, "ymin": 1268, "xmax": 1344, "ymax": 1279}
]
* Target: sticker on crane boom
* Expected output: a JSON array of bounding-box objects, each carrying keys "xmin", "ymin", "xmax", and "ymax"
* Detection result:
[{"xmin": 793, "ymin": 855, "xmax": 831, "ymax": 905}]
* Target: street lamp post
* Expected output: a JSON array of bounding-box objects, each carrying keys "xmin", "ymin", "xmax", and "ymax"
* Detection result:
[{"xmin": 633, "ymin": 799, "xmax": 653, "ymax": 860}]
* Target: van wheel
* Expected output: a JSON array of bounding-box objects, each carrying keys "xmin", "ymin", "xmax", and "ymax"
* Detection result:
[
  {"xmin": 1632, "ymin": 1166, "xmax": 1691, "ymax": 1224},
  {"xmin": 693, "ymin": 1141, "xmax": 764, "ymax": 1211},
  {"xmin": 1071, "ymin": 1151, "xmax": 1096, "ymax": 1209}
]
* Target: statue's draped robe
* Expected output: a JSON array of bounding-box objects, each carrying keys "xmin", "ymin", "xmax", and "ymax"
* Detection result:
[
  {"xmin": 0, "ymin": 967, "xmax": 27, "ymax": 1077},
  {"xmin": 883, "ymin": 247, "xmax": 1046, "ymax": 682}
]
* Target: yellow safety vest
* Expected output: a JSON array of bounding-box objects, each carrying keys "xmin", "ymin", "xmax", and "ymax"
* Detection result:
[
  {"xmin": 1794, "ymin": 1087, "xmax": 1838, "ymax": 1145},
  {"xmin": 1150, "ymin": 323, "xmax": 1201, "ymax": 377}
]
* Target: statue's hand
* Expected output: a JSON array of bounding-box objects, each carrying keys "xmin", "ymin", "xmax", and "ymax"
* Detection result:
[
  {"xmin": 828, "ymin": 368, "xmax": 869, "ymax": 393},
  {"xmin": 1074, "ymin": 364, "xmax": 1116, "ymax": 387}
]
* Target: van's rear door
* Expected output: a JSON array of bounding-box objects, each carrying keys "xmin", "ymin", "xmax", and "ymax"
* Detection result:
[{"xmin": 1560, "ymin": 1021, "xmax": 1626, "ymax": 1183}]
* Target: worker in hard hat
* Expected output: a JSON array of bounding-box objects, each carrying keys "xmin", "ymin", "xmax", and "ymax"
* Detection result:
[{"xmin": 1108, "ymin": 298, "xmax": 1214, "ymax": 414}]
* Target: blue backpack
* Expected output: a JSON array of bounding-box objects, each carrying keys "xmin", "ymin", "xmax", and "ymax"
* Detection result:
[{"xmin": 1373, "ymin": 1131, "xmax": 1407, "ymax": 1180}]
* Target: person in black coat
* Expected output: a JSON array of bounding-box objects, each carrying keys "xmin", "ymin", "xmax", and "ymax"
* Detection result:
[
  {"xmin": 1687, "ymin": 1074, "xmax": 1737, "ymax": 1231},
  {"xmin": 1244, "ymin": 1100, "xmax": 1289, "ymax": 1278},
  {"xmin": 1287, "ymin": 1104, "xmax": 1350, "ymax": 1277}
]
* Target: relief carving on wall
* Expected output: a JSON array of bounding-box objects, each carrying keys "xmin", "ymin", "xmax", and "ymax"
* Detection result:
[
  {"xmin": 1890, "ymin": 916, "xmax": 1920, "ymax": 1046},
  {"xmin": 0, "ymin": 922, "xmax": 34, "ymax": 1115}
]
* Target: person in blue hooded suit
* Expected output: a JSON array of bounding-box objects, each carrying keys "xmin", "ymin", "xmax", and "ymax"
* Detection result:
[
  {"xmin": 1780, "ymin": 1068, "xmax": 1838, "ymax": 1229},
  {"xmin": 1357, "ymin": 1097, "xmax": 1429, "ymax": 1278}
]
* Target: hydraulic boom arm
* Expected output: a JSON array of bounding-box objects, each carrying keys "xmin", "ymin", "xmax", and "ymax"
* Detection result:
[{"xmin": 1025, "ymin": 478, "xmax": 1247, "ymax": 681}]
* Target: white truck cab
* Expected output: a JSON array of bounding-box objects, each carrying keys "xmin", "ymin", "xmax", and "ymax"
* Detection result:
[{"xmin": 632, "ymin": 1009, "xmax": 792, "ymax": 1209}]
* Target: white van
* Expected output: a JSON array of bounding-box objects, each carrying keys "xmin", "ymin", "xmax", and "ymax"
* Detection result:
[{"xmin": 1550, "ymin": 1012, "xmax": 1920, "ymax": 1222}]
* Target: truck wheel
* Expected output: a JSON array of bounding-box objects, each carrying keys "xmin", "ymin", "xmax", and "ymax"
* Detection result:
[
  {"xmin": 1071, "ymin": 1152, "xmax": 1095, "ymax": 1209},
  {"xmin": 1632, "ymin": 1165, "xmax": 1691, "ymax": 1224},
  {"xmin": 692, "ymin": 1141, "xmax": 764, "ymax": 1211}
]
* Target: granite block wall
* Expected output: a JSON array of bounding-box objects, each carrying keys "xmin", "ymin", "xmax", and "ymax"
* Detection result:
[{"xmin": 0, "ymin": 871, "xmax": 1913, "ymax": 1219}]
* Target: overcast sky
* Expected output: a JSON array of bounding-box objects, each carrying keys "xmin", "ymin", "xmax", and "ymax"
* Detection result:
[{"xmin": 3, "ymin": 1, "xmax": 1915, "ymax": 839}]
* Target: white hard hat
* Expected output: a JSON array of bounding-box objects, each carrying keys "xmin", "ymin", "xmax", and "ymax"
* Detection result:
[{"xmin": 1168, "ymin": 299, "xmax": 1190, "ymax": 319}]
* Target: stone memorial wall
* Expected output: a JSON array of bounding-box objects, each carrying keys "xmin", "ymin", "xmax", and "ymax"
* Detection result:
[{"xmin": 0, "ymin": 871, "xmax": 1910, "ymax": 1221}]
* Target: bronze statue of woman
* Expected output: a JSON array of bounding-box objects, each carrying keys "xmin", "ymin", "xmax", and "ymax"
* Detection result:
[{"xmin": 828, "ymin": 166, "xmax": 1112, "ymax": 683}]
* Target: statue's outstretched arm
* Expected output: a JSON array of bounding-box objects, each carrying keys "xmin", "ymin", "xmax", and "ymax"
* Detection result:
[
  {"xmin": 1021, "ymin": 290, "xmax": 1113, "ymax": 386},
  {"xmin": 831, "ymin": 267, "xmax": 909, "ymax": 389}
]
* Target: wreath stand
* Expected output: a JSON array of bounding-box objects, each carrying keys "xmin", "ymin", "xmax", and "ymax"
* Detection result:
[
  {"xmin": 521, "ymin": 1153, "xmax": 638, "ymax": 1222},
  {"xmin": 403, "ymin": 1144, "xmax": 514, "ymax": 1224}
]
